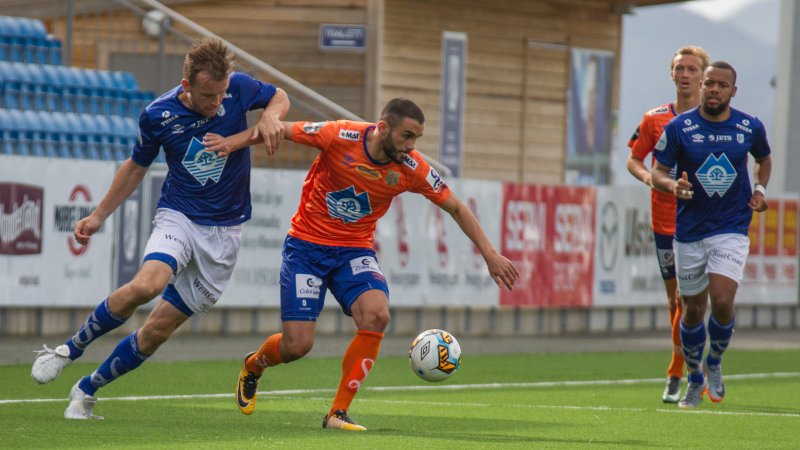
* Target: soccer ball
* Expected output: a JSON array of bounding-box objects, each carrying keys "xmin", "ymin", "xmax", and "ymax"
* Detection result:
[{"xmin": 408, "ymin": 329, "xmax": 461, "ymax": 382}]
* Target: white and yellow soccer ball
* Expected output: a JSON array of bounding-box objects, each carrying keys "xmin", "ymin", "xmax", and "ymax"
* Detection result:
[{"xmin": 408, "ymin": 329, "xmax": 462, "ymax": 382}]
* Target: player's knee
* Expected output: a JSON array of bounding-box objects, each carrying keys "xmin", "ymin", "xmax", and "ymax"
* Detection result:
[
  {"xmin": 357, "ymin": 308, "xmax": 390, "ymax": 332},
  {"xmin": 137, "ymin": 325, "xmax": 171, "ymax": 353},
  {"xmin": 281, "ymin": 337, "xmax": 313, "ymax": 362},
  {"xmin": 126, "ymin": 278, "xmax": 165, "ymax": 303}
]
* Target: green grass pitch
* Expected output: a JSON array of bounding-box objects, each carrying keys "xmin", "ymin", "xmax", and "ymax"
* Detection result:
[{"xmin": 2, "ymin": 349, "xmax": 799, "ymax": 449}]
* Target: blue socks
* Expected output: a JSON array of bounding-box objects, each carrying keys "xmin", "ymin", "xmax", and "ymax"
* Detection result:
[
  {"xmin": 680, "ymin": 314, "xmax": 735, "ymax": 384},
  {"xmin": 65, "ymin": 298, "xmax": 126, "ymax": 360},
  {"xmin": 79, "ymin": 331, "xmax": 149, "ymax": 396},
  {"xmin": 706, "ymin": 314, "xmax": 735, "ymax": 367},
  {"xmin": 680, "ymin": 320, "xmax": 706, "ymax": 384}
]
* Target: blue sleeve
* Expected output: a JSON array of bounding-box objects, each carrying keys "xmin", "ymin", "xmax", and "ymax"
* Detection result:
[
  {"xmin": 131, "ymin": 110, "xmax": 159, "ymax": 167},
  {"xmin": 750, "ymin": 119, "xmax": 771, "ymax": 159},
  {"xmin": 231, "ymin": 72, "xmax": 277, "ymax": 111},
  {"xmin": 654, "ymin": 124, "xmax": 678, "ymax": 167}
]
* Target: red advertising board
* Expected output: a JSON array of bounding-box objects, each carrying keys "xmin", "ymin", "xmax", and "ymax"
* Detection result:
[{"xmin": 500, "ymin": 183, "xmax": 595, "ymax": 307}]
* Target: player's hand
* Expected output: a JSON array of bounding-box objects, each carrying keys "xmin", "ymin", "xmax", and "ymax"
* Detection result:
[
  {"xmin": 674, "ymin": 171, "xmax": 694, "ymax": 200},
  {"xmin": 73, "ymin": 214, "xmax": 103, "ymax": 246},
  {"xmin": 486, "ymin": 252, "xmax": 519, "ymax": 290},
  {"xmin": 749, "ymin": 192, "xmax": 768, "ymax": 212},
  {"xmin": 252, "ymin": 114, "xmax": 284, "ymax": 156},
  {"xmin": 202, "ymin": 133, "xmax": 239, "ymax": 157}
]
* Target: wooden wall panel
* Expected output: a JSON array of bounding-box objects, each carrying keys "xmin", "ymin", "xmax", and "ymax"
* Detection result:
[{"xmin": 381, "ymin": 0, "xmax": 622, "ymax": 183}]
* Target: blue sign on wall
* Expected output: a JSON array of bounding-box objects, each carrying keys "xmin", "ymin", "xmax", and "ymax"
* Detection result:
[
  {"xmin": 319, "ymin": 24, "xmax": 366, "ymax": 51},
  {"xmin": 439, "ymin": 31, "xmax": 467, "ymax": 177}
]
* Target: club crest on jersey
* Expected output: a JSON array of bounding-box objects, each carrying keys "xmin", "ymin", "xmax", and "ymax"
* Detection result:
[
  {"xmin": 402, "ymin": 155, "xmax": 419, "ymax": 170},
  {"xmin": 385, "ymin": 170, "xmax": 400, "ymax": 186},
  {"xmin": 696, "ymin": 153, "xmax": 737, "ymax": 197},
  {"xmin": 737, "ymin": 133, "xmax": 745, "ymax": 143},
  {"xmin": 339, "ymin": 129, "xmax": 362, "ymax": 141},
  {"xmin": 326, "ymin": 186, "xmax": 372, "ymax": 223},
  {"xmin": 182, "ymin": 136, "xmax": 227, "ymax": 185},
  {"xmin": 303, "ymin": 122, "xmax": 325, "ymax": 134}
]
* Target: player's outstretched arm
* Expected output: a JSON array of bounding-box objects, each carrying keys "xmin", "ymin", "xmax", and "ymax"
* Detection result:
[
  {"xmin": 626, "ymin": 153, "xmax": 653, "ymax": 188},
  {"xmin": 251, "ymin": 88, "xmax": 290, "ymax": 156},
  {"xmin": 204, "ymin": 120, "xmax": 298, "ymax": 157},
  {"xmin": 438, "ymin": 194, "xmax": 519, "ymax": 290},
  {"xmin": 749, "ymin": 155, "xmax": 772, "ymax": 212},
  {"xmin": 74, "ymin": 159, "xmax": 147, "ymax": 246}
]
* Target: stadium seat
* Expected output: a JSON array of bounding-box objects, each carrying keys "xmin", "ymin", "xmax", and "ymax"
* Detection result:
[
  {"xmin": 63, "ymin": 112, "xmax": 86, "ymax": 159},
  {"xmin": 20, "ymin": 109, "xmax": 44, "ymax": 157}
]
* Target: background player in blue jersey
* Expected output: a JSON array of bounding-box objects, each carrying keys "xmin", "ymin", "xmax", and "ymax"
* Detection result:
[
  {"xmin": 30, "ymin": 38, "xmax": 290, "ymax": 419},
  {"xmin": 651, "ymin": 61, "xmax": 771, "ymax": 409}
]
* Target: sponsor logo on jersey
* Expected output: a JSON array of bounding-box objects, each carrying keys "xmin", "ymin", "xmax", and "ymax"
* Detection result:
[
  {"xmin": 225, "ymin": 92, "xmax": 233, "ymax": 99},
  {"xmin": 303, "ymin": 122, "xmax": 325, "ymax": 134},
  {"xmin": 341, "ymin": 154, "xmax": 356, "ymax": 168},
  {"xmin": 426, "ymin": 167, "xmax": 444, "ymax": 192},
  {"xmin": 355, "ymin": 164, "xmax": 381, "ymax": 180},
  {"xmin": 326, "ymin": 186, "xmax": 372, "ymax": 223},
  {"xmin": 684, "ymin": 119, "xmax": 692, "ymax": 126},
  {"xmin": 350, "ymin": 256, "xmax": 382, "ymax": 276},
  {"xmin": 697, "ymin": 153, "xmax": 737, "ymax": 197},
  {"xmin": 385, "ymin": 170, "xmax": 400, "ymax": 186},
  {"xmin": 182, "ymin": 136, "xmax": 227, "ymax": 185},
  {"xmin": 651, "ymin": 105, "xmax": 669, "ymax": 114},
  {"xmin": 172, "ymin": 124, "xmax": 184, "ymax": 134},
  {"xmin": 160, "ymin": 111, "xmax": 180, "ymax": 127},
  {"xmin": 708, "ymin": 134, "xmax": 732, "ymax": 143},
  {"xmin": 682, "ymin": 124, "xmax": 699, "ymax": 133},
  {"xmin": 339, "ymin": 129, "xmax": 362, "ymax": 141},
  {"xmin": 402, "ymin": 155, "xmax": 419, "ymax": 170},
  {"xmin": 295, "ymin": 274, "xmax": 322, "ymax": 299},
  {"xmin": 692, "ymin": 133, "xmax": 705, "ymax": 143},
  {"xmin": 736, "ymin": 122, "xmax": 752, "ymax": 133}
]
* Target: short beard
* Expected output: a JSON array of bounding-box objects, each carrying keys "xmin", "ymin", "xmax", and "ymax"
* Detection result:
[
  {"xmin": 382, "ymin": 139, "xmax": 403, "ymax": 163},
  {"xmin": 702, "ymin": 99, "xmax": 729, "ymax": 117}
]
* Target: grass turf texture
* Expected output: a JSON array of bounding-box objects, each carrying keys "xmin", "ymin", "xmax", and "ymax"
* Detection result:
[{"xmin": 2, "ymin": 349, "xmax": 799, "ymax": 449}]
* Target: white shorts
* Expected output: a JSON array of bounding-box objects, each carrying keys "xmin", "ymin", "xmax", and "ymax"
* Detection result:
[
  {"xmin": 674, "ymin": 233, "xmax": 749, "ymax": 296},
  {"xmin": 143, "ymin": 208, "xmax": 241, "ymax": 316}
]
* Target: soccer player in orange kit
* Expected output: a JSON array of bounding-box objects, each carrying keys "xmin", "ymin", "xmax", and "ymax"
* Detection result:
[
  {"xmin": 208, "ymin": 97, "xmax": 519, "ymax": 430},
  {"xmin": 626, "ymin": 45, "xmax": 710, "ymax": 403}
]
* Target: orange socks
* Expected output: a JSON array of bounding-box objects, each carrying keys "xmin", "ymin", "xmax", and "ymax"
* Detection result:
[
  {"xmin": 246, "ymin": 333, "xmax": 284, "ymax": 376},
  {"xmin": 667, "ymin": 301, "xmax": 685, "ymax": 379},
  {"xmin": 329, "ymin": 329, "xmax": 383, "ymax": 415}
]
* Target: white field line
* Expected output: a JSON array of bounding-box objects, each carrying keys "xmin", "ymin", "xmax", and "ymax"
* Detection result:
[{"xmin": 2, "ymin": 371, "xmax": 799, "ymax": 419}]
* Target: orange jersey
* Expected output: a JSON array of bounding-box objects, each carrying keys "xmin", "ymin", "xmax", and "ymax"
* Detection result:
[
  {"xmin": 288, "ymin": 120, "xmax": 451, "ymax": 248},
  {"xmin": 628, "ymin": 103, "xmax": 677, "ymax": 235}
]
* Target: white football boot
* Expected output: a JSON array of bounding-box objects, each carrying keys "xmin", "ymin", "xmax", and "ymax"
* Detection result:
[
  {"xmin": 31, "ymin": 344, "xmax": 72, "ymax": 384},
  {"xmin": 64, "ymin": 381, "xmax": 103, "ymax": 420}
]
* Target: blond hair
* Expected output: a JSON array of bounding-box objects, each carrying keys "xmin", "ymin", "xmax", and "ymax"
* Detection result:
[{"xmin": 670, "ymin": 45, "xmax": 710, "ymax": 71}]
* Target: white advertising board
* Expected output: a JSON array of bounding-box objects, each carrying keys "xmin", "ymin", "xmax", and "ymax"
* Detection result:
[{"xmin": 1, "ymin": 155, "xmax": 116, "ymax": 305}]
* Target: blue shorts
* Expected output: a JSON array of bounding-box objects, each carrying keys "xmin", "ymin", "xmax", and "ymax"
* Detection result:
[
  {"xmin": 280, "ymin": 236, "xmax": 389, "ymax": 322},
  {"xmin": 653, "ymin": 232, "xmax": 676, "ymax": 280}
]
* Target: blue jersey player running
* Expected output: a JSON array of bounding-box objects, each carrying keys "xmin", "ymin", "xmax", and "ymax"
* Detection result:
[
  {"xmin": 30, "ymin": 38, "xmax": 290, "ymax": 419},
  {"xmin": 652, "ymin": 61, "xmax": 771, "ymax": 409}
]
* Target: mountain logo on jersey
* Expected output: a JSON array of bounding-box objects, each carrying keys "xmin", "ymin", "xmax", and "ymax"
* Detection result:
[
  {"xmin": 696, "ymin": 153, "xmax": 737, "ymax": 197},
  {"xmin": 326, "ymin": 186, "xmax": 372, "ymax": 223},
  {"xmin": 182, "ymin": 136, "xmax": 227, "ymax": 185}
]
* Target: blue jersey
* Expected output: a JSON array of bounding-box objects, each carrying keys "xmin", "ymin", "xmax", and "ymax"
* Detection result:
[
  {"xmin": 132, "ymin": 72, "xmax": 277, "ymax": 226},
  {"xmin": 655, "ymin": 107, "xmax": 771, "ymax": 242}
]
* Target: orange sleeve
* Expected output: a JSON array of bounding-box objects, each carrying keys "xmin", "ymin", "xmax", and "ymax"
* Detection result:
[
  {"xmin": 629, "ymin": 114, "xmax": 656, "ymax": 162},
  {"xmin": 408, "ymin": 154, "xmax": 451, "ymax": 205},
  {"xmin": 291, "ymin": 120, "xmax": 337, "ymax": 150}
]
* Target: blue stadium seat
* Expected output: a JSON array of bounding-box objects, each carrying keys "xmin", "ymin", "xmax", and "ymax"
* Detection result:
[
  {"xmin": 79, "ymin": 113, "xmax": 102, "ymax": 160},
  {"xmin": 44, "ymin": 37, "xmax": 61, "ymax": 65},
  {"xmin": 63, "ymin": 112, "xmax": 86, "ymax": 158},
  {"xmin": 21, "ymin": 109, "xmax": 44, "ymax": 156}
]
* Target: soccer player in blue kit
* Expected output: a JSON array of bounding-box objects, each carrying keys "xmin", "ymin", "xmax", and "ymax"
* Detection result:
[
  {"xmin": 30, "ymin": 38, "xmax": 290, "ymax": 419},
  {"xmin": 651, "ymin": 61, "xmax": 771, "ymax": 409}
]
